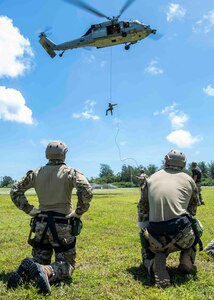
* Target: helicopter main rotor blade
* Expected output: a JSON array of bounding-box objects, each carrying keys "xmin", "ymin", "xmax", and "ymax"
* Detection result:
[
  {"xmin": 63, "ymin": 0, "xmax": 110, "ymax": 20},
  {"xmin": 118, "ymin": 0, "xmax": 136, "ymax": 18}
]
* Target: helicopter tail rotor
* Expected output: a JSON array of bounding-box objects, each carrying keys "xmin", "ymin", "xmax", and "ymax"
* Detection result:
[{"xmin": 39, "ymin": 33, "xmax": 56, "ymax": 58}]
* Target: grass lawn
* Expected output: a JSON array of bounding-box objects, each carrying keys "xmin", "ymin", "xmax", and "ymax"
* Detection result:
[{"xmin": 0, "ymin": 188, "xmax": 213, "ymax": 299}]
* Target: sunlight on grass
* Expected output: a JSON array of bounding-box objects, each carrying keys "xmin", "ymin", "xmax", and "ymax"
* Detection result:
[{"xmin": 0, "ymin": 188, "xmax": 213, "ymax": 299}]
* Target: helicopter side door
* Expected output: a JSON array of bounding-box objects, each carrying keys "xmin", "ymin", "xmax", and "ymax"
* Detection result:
[
  {"xmin": 92, "ymin": 25, "xmax": 107, "ymax": 39},
  {"xmin": 107, "ymin": 24, "xmax": 121, "ymax": 35}
]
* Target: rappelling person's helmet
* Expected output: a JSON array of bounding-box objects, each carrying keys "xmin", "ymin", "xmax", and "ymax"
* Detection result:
[
  {"xmin": 45, "ymin": 141, "xmax": 68, "ymax": 161},
  {"xmin": 165, "ymin": 149, "xmax": 186, "ymax": 169}
]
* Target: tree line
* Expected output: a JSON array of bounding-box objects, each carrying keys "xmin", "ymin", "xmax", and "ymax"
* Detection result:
[
  {"xmin": 1, "ymin": 161, "xmax": 214, "ymax": 188},
  {"xmin": 90, "ymin": 161, "xmax": 214, "ymax": 187}
]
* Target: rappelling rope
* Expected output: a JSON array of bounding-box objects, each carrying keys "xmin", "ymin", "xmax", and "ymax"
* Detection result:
[
  {"xmin": 109, "ymin": 47, "xmax": 113, "ymax": 102},
  {"xmin": 109, "ymin": 48, "xmax": 139, "ymax": 168},
  {"xmin": 114, "ymin": 105, "xmax": 139, "ymax": 168}
]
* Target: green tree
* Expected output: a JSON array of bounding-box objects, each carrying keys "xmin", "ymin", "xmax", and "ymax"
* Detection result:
[
  {"xmin": 120, "ymin": 165, "xmax": 132, "ymax": 182},
  {"xmin": 1, "ymin": 176, "xmax": 14, "ymax": 187},
  {"xmin": 99, "ymin": 164, "xmax": 114, "ymax": 178},
  {"xmin": 99, "ymin": 164, "xmax": 115, "ymax": 183},
  {"xmin": 198, "ymin": 161, "xmax": 209, "ymax": 177},
  {"xmin": 208, "ymin": 161, "xmax": 214, "ymax": 179},
  {"xmin": 146, "ymin": 164, "xmax": 158, "ymax": 176}
]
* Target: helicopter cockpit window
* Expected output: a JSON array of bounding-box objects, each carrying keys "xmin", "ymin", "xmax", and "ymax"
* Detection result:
[
  {"xmin": 107, "ymin": 24, "xmax": 120, "ymax": 35},
  {"xmin": 134, "ymin": 20, "xmax": 142, "ymax": 25},
  {"xmin": 83, "ymin": 27, "xmax": 92, "ymax": 36},
  {"xmin": 123, "ymin": 22, "xmax": 130, "ymax": 28}
]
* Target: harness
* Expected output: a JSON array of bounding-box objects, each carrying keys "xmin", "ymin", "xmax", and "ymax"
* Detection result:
[
  {"xmin": 143, "ymin": 225, "xmax": 192, "ymax": 253},
  {"xmin": 141, "ymin": 215, "xmax": 203, "ymax": 253},
  {"xmin": 28, "ymin": 211, "xmax": 77, "ymax": 253}
]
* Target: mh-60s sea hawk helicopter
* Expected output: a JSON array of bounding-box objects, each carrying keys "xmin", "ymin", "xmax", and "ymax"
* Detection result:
[{"xmin": 39, "ymin": 0, "xmax": 157, "ymax": 58}]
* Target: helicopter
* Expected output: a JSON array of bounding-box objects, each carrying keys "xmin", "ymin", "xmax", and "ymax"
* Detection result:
[{"xmin": 39, "ymin": 0, "xmax": 157, "ymax": 58}]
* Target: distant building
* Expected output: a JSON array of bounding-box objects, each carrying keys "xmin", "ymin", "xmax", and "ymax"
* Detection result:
[{"xmin": 90, "ymin": 183, "xmax": 118, "ymax": 189}]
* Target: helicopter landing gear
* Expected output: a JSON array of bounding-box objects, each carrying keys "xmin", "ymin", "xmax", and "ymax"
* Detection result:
[
  {"xmin": 59, "ymin": 51, "xmax": 65, "ymax": 57},
  {"xmin": 121, "ymin": 31, "xmax": 127, "ymax": 37},
  {"xmin": 124, "ymin": 44, "xmax": 131, "ymax": 50}
]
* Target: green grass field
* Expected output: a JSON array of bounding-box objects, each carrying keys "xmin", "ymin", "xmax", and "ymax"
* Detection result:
[{"xmin": 0, "ymin": 188, "xmax": 213, "ymax": 300}]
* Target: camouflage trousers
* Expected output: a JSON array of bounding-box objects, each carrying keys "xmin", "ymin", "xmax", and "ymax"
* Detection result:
[
  {"xmin": 32, "ymin": 220, "xmax": 76, "ymax": 283},
  {"xmin": 141, "ymin": 225, "xmax": 196, "ymax": 274},
  {"xmin": 196, "ymin": 182, "xmax": 204, "ymax": 205}
]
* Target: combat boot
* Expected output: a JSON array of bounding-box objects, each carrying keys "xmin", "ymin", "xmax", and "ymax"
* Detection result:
[
  {"xmin": 28, "ymin": 262, "xmax": 52, "ymax": 295},
  {"xmin": 179, "ymin": 248, "xmax": 197, "ymax": 274},
  {"xmin": 153, "ymin": 253, "xmax": 170, "ymax": 288},
  {"xmin": 7, "ymin": 258, "xmax": 35, "ymax": 289}
]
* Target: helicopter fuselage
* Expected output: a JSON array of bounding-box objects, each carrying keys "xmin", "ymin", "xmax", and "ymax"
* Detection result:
[
  {"xmin": 58, "ymin": 20, "xmax": 155, "ymax": 49},
  {"xmin": 39, "ymin": 20, "xmax": 156, "ymax": 57}
]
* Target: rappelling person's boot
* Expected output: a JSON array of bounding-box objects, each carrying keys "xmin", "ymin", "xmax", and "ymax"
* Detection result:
[
  {"xmin": 7, "ymin": 257, "xmax": 35, "ymax": 289},
  {"xmin": 178, "ymin": 247, "xmax": 197, "ymax": 274},
  {"xmin": 28, "ymin": 262, "xmax": 52, "ymax": 295},
  {"xmin": 153, "ymin": 252, "xmax": 170, "ymax": 288}
]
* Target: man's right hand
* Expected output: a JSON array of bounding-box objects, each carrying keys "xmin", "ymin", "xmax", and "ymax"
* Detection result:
[
  {"xmin": 28, "ymin": 207, "xmax": 41, "ymax": 216},
  {"xmin": 66, "ymin": 211, "xmax": 81, "ymax": 219}
]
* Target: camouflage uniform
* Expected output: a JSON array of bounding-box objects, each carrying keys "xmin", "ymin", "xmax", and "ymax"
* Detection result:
[
  {"xmin": 10, "ymin": 160, "xmax": 93, "ymax": 283},
  {"xmin": 204, "ymin": 239, "xmax": 214, "ymax": 257},
  {"xmin": 137, "ymin": 173, "xmax": 148, "ymax": 189},
  {"xmin": 191, "ymin": 166, "xmax": 204, "ymax": 205},
  {"xmin": 138, "ymin": 167, "xmax": 200, "ymax": 285}
]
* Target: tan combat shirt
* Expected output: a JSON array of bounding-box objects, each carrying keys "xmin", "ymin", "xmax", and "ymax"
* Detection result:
[
  {"xmin": 138, "ymin": 168, "xmax": 199, "ymax": 222},
  {"xmin": 10, "ymin": 160, "xmax": 93, "ymax": 215}
]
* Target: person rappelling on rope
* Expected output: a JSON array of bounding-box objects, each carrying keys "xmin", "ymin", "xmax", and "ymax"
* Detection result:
[{"xmin": 106, "ymin": 103, "xmax": 117, "ymax": 116}]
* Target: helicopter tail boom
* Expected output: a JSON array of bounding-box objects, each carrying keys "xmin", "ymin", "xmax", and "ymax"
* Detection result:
[{"xmin": 39, "ymin": 33, "xmax": 56, "ymax": 58}]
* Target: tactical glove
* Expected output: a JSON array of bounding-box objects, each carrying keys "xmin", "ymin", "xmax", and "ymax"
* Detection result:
[
  {"xmin": 66, "ymin": 211, "xmax": 81, "ymax": 219},
  {"xmin": 28, "ymin": 207, "xmax": 41, "ymax": 216}
]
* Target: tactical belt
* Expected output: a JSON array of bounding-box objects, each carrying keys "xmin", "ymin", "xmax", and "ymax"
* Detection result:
[
  {"xmin": 148, "ymin": 215, "xmax": 191, "ymax": 237},
  {"xmin": 36, "ymin": 216, "xmax": 70, "ymax": 225}
]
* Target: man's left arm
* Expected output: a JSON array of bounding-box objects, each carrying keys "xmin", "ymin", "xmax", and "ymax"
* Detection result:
[
  {"xmin": 10, "ymin": 171, "xmax": 35, "ymax": 214},
  {"xmin": 72, "ymin": 170, "xmax": 93, "ymax": 217},
  {"xmin": 187, "ymin": 180, "xmax": 199, "ymax": 216},
  {"xmin": 137, "ymin": 182, "xmax": 149, "ymax": 222}
]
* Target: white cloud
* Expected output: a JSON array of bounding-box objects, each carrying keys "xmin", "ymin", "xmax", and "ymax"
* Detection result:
[
  {"xmin": 0, "ymin": 16, "xmax": 34, "ymax": 78},
  {"xmin": 193, "ymin": 10, "xmax": 214, "ymax": 34},
  {"xmin": 0, "ymin": 86, "xmax": 34, "ymax": 124},
  {"xmin": 155, "ymin": 103, "xmax": 188, "ymax": 129},
  {"xmin": 166, "ymin": 130, "xmax": 202, "ymax": 148},
  {"xmin": 169, "ymin": 112, "xmax": 188, "ymax": 129},
  {"xmin": 166, "ymin": 3, "xmax": 186, "ymax": 22},
  {"xmin": 72, "ymin": 100, "xmax": 100, "ymax": 121},
  {"xmin": 144, "ymin": 59, "xmax": 163, "ymax": 75},
  {"xmin": 203, "ymin": 84, "xmax": 214, "ymax": 96}
]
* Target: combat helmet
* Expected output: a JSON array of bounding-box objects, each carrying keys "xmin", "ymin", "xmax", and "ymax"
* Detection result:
[
  {"xmin": 165, "ymin": 149, "xmax": 186, "ymax": 169},
  {"xmin": 45, "ymin": 141, "xmax": 68, "ymax": 161}
]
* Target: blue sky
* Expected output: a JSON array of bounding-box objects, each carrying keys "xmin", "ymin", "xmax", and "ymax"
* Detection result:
[{"xmin": 0, "ymin": 0, "xmax": 214, "ymax": 180}]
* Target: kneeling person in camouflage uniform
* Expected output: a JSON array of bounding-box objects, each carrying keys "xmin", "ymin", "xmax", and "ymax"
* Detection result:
[
  {"xmin": 138, "ymin": 150, "xmax": 202, "ymax": 288},
  {"xmin": 8, "ymin": 141, "xmax": 93, "ymax": 294}
]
